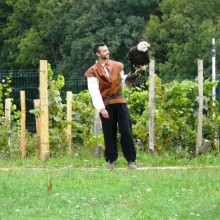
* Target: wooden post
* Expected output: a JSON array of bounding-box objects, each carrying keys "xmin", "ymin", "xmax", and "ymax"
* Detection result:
[
  {"xmin": 5, "ymin": 99, "xmax": 10, "ymax": 120},
  {"xmin": 20, "ymin": 91, "xmax": 26, "ymax": 158},
  {"xmin": 94, "ymin": 109, "xmax": 102, "ymax": 157},
  {"xmin": 34, "ymin": 99, "xmax": 41, "ymax": 152},
  {"xmin": 149, "ymin": 59, "xmax": 155, "ymax": 154},
  {"xmin": 196, "ymin": 59, "xmax": 203, "ymax": 156},
  {"xmin": 67, "ymin": 91, "xmax": 72, "ymax": 155},
  {"xmin": 5, "ymin": 98, "xmax": 11, "ymax": 146},
  {"xmin": 39, "ymin": 60, "xmax": 50, "ymax": 160}
]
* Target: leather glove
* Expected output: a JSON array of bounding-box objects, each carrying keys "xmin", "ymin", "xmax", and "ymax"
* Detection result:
[{"xmin": 125, "ymin": 65, "xmax": 146, "ymax": 87}]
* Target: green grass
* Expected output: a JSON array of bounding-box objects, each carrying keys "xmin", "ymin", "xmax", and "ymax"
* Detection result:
[
  {"xmin": 0, "ymin": 148, "xmax": 220, "ymax": 169},
  {"xmin": 0, "ymin": 149, "xmax": 220, "ymax": 219},
  {"xmin": 0, "ymin": 167, "xmax": 219, "ymax": 220}
]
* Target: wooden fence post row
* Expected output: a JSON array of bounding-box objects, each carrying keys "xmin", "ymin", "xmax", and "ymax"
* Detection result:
[
  {"xmin": 18, "ymin": 63, "xmax": 74, "ymax": 160},
  {"xmin": 7, "ymin": 59, "xmax": 208, "ymax": 158}
]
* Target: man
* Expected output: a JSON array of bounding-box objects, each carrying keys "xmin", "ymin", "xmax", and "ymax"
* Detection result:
[{"xmin": 84, "ymin": 43, "xmax": 145, "ymax": 169}]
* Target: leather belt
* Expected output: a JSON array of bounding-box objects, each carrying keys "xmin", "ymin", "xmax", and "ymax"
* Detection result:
[{"xmin": 102, "ymin": 91, "xmax": 123, "ymax": 106}]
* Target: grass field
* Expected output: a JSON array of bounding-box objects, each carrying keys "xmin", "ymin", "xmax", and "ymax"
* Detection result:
[{"xmin": 0, "ymin": 151, "xmax": 220, "ymax": 220}]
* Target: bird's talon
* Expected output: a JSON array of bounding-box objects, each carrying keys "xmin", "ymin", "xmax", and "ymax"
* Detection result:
[{"xmin": 141, "ymin": 65, "xmax": 146, "ymax": 70}]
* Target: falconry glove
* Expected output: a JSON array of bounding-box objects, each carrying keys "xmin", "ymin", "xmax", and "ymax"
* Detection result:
[{"xmin": 125, "ymin": 65, "xmax": 146, "ymax": 88}]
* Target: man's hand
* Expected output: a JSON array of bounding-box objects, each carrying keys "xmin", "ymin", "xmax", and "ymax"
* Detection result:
[{"xmin": 100, "ymin": 108, "xmax": 109, "ymax": 119}]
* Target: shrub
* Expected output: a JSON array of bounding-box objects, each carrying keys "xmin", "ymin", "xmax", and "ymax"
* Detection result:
[{"xmin": 127, "ymin": 76, "xmax": 220, "ymax": 153}]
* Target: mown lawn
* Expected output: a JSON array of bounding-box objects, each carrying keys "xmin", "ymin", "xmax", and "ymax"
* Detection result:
[
  {"xmin": 0, "ymin": 151, "xmax": 220, "ymax": 220},
  {"xmin": 0, "ymin": 166, "xmax": 220, "ymax": 220}
]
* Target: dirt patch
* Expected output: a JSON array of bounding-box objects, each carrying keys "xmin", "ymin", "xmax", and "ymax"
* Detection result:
[{"xmin": 0, "ymin": 165, "xmax": 219, "ymax": 171}]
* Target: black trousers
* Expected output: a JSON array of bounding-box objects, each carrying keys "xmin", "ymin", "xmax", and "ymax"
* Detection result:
[{"xmin": 100, "ymin": 103, "xmax": 136, "ymax": 163}]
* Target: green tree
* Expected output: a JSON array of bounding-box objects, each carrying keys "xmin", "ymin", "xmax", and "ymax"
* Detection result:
[
  {"xmin": 142, "ymin": 0, "xmax": 220, "ymax": 78},
  {"xmin": 0, "ymin": 0, "xmax": 159, "ymax": 75},
  {"xmin": 16, "ymin": 28, "xmax": 44, "ymax": 66},
  {"xmin": 0, "ymin": 0, "xmax": 41, "ymax": 69},
  {"xmin": 0, "ymin": 0, "xmax": 64, "ymax": 69},
  {"xmin": 57, "ymin": 0, "xmax": 158, "ymax": 76},
  {"xmin": 0, "ymin": 0, "xmax": 13, "ymax": 69}
]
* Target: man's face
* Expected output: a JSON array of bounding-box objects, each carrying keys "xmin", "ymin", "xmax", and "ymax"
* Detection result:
[{"xmin": 97, "ymin": 46, "xmax": 109, "ymax": 60}]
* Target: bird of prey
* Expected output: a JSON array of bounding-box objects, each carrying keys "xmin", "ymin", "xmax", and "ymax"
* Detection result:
[{"xmin": 128, "ymin": 41, "xmax": 150, "ymax": 69}]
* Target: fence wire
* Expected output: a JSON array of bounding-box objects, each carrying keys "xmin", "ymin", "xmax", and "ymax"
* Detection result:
[{"xmin": 0, "ymin": 70, "xmax": 219, "ymax": 133}]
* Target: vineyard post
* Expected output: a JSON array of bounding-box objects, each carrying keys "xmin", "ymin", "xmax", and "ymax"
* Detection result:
[
  {"xmin": 5, "ymin": 98, "xmax": 11, "ymax": 146},
  {"xmin": 20, "ymin": 91, "xmax": 26, "ymax": 158},
  {"xmin": 34, "ymin": 99, "xmax": 41, "ymax": 152},
  {"xmin": 149, "ymin": 59, "xmax": 155, "ymax": 154},
  {"xmin": 66, "ymin": 91, "xmax": 72, "ymax": 155},
  {"xmin": 196, "ymin": 59, "xmax": 203, "ymax": 155},
  {"xmin": 219, "ymin": 74, "xmax": 220, "ymax": 151},
  {"xmin": 39, "ymin": 60, "xmax": 50, "ymax": 160}
]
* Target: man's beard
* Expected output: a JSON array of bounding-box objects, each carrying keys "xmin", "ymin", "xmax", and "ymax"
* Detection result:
[{"xmin": 100, "ymin": 54, "xmax": 109, "ymax": 60}]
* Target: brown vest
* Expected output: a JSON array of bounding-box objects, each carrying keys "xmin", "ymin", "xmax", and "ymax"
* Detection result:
[{"xmin": 85, "ymin": 60, "xmax": 126, "ymax": 106}]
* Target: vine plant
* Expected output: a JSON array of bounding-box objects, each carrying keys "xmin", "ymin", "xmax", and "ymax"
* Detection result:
[
  {"xmin": 0, "ymin": 76, "xmax": 37, "ymax": 157},
  {"xmin": 30, "ymin": 64, "xmax": 70, "ymax": 154}
]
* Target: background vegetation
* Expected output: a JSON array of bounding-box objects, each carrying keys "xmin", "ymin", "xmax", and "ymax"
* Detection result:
[
  {"xmin": 0, "ymin": 0, "xmax": 219, "ymax": 78},
  {"xmin": 0, "ymin": 0, "xmax": 220, "ymax": 157},
  {"xmin": 1, "ymin": 2, "xmax": 220, "ymax": 219},
  {"xmin": 1, "ymin": 69, "xmax": 219, "ymax": 158}
]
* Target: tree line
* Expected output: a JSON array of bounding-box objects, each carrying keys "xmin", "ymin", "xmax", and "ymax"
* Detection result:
[{"xmin": 0, "ymin": 0, "xmax": 219, "ymax": 78}]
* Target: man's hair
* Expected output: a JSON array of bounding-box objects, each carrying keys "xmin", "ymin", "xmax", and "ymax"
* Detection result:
[{"xmin": 93, "ymin": 43, "xmax": 106, "ymax": 56}]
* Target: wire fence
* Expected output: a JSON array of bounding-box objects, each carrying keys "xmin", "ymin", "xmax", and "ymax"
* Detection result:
[
  {"xmin": 0, "ymin": 70, "xmax": 39, "ymax": 132},
  {"xmin": 0, "ymin": 69, "xmax": 219, "ymax": 132}
]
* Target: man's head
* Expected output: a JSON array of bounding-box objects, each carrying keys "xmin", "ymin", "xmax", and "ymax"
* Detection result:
[
  {"xmin": 93, "ymin": 43, "xmax": 109, "ymax": 61},
  {"xmin": 93, "ymin": 43, "xmax": 105, "ymax": 55}
]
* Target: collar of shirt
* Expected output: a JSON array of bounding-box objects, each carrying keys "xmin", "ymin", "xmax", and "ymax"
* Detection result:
[
  {"xmin": 96, "ymin": 60, "xmax": 111, "ymax": 78},
  {"xmin": 101, "ymin": 64, "xmax": 110, "ymax": 78}
]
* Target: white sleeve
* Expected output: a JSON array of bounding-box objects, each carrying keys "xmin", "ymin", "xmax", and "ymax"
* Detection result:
[
  {"xmin": 87, "ymin": 77, "xmax": 105, "ymax": 111},
  {"xmin": 120, "ymin": 70, "xmax": 127, "ymax": 87}
]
